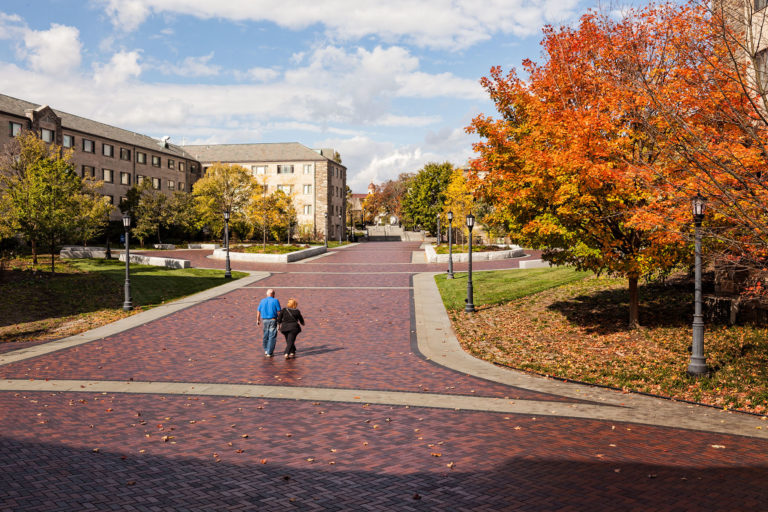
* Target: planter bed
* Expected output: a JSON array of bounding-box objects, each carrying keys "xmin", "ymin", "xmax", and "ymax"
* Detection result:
[
  {"xmin": 424, "ymin": 244, "xmax": 526, "ymax": 263},
  {"xmin": 211, "ymin": 245, "xmax": 327, "ymax": 263}
]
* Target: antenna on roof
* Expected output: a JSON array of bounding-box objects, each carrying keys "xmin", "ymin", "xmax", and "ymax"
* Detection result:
[{"xmin": 160, "ymin": 135, "xmax": 170, "ymax": 148}]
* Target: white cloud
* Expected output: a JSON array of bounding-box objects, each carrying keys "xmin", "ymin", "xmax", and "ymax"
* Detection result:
[
  {"xmin": 235, "ymin": 66, "xmax": 281, "ymax": 82},
  {"xmin": 96, "ymin": 0, "xmax": 584, "ymax": 50},
  {"xmin": 22, "ymin": 23, "xmax": 82, "ymax": 75},
  {"xmin": 93, "ymin": 50, "xmax": 142, "ymax": 86},
  {"xmin": 168, "ymin": 52, "xmax": 221, "ymax": 77}
]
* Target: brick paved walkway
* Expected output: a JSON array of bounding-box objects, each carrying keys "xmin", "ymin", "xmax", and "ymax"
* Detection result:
[{"xmin": 1, "ymin": 242, "xmax": 767, "ymax": 511}]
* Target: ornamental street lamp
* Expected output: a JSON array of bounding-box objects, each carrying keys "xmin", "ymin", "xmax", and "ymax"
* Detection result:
[
  {"xmin": 465, "ymin": 213, "xmax": 476, "ymax": 313},
  {"xmin": 223, "ymin": 209, "xmax": 232, "ymax": 279},
  {"xmin": 688, "ymin": 193, "xmax": 708, "ymax": 376},
  {"xmin": 339, "ymin": 213, "xmax": 343, "ymax": 243},
  {"xmin": 447, "ymin": 211, "xmax": 454, "ymax": 279},
  {"xmin": 122, "ymin": 214, "xmax": 133, "ymax": 311},
  {"xmin": 436, "ymin": 214, "xmax": 441, "ymax": 245},
  {"xmin": 324, "ymin": 212, "xmax": 328, "ymax": 248}
]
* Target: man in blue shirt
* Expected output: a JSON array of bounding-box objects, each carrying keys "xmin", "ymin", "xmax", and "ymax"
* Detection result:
[{"xmin": 256, "ymin": 289, "xmax": 281, "ymax": 357}]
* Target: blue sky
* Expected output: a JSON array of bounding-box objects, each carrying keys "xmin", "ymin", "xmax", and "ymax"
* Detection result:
[{"xmin": 0, "ymin": 0, "xmax": 615, "ymax": 191}]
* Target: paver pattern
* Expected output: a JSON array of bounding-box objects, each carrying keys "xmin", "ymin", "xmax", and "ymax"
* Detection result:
[{"xmin": 2, "ymin": 241, "xmax": 768, "ymax": 511}]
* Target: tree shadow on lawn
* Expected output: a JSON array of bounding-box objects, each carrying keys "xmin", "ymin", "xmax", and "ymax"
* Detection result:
[{"xmin": 547, "ymin": 277, "xmax": 702, "ymax": 335}]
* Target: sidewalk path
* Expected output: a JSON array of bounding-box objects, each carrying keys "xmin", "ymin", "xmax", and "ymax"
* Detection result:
[{"xmin": 1, "ymin": 242, "xmax": 767, "ymax": 511}]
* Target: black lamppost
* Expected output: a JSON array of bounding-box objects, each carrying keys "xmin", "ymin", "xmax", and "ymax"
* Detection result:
[
  {"xmin": 122, "ymin": 214, "xmax": 132, "ymax": 311},
  {"xmin": 223, "ymin": 209, "xmax": 232, "ymax": 279},
  {"xmin": 465, "ymin": 213, "xmax": 475, "ymax": 313},
  {"xmin": 324, "ymin": 212, "xmax": 328, "ymax": 248},
  {"xmin": 436, "ymin": 214, "xmax": 441, "ymax": 245},
  {"xmin": 338, "ymin": 213, "xmax": 343, "ymax": 243},
  {"xmin": 688, "ymin": 193, "xmax": 707, "ymax": 376},
  {"xmin": 447, "ymin": 211, "xmax": 454, "ymax": 279}
]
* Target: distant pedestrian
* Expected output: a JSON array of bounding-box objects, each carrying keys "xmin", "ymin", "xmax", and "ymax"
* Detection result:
[
  {"xmin": 256, "ymin": 289, "xmax": 281, "ymax": 357},
  {"xmin": 277, "ymin": 298, "xmax": 305, "ymax": 359}
]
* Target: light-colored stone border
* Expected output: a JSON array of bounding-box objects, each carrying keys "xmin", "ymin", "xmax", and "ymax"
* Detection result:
[
  {"xmin": 211, "ymin": 246, "xmax": 326, "ymax": 263},
  {"xmin": 424, "ymin": 244, "xmax": 525, "ymax": 263},
  {"xmin": 118, "ymin": 253, "xmax": 190, "ymax": 269}
]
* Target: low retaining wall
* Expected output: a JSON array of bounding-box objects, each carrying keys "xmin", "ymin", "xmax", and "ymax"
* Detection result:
[
  {"xmin": 187, "ymin": 243, "xmax": 221, "ymax": 249},
  {"xmin": 153, "ymin": 244, "xmax": 176, "ymax": 250},
  {"xmin": 60, "ymin": 246, "xmax": 108, "ymax": 259},
  {"xmin": 424, "ymin": 244, "xmax": 526, "ymax": 263},
  {"xmin": 118, "ymin": 254, "xmax": 190, "ymax": 269},
  {"xmin": 518, "ymin": 259, "xmax": 553, "ymax": 269},
  {"xmin": 211, "ymin": 245, "xmax": 326, "ymax": 263}
]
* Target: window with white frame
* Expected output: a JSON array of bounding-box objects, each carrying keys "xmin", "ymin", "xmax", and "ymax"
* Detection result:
[
  {"xmin": 41, "ymin": 128, "xmax": 54, "ymax": 143},
  {"xmin": 103, "ymin": 169, "xmax": 113, "ymax": 183},
  {"xmin": 83, "ymin": 139, "xmax": 94, "ymax": 153},
  {"xmin": 252, "ymin": 165, "xmax": 267, "ymax": 175},
  {"xmin": 303, "ymin": 184, "xmax": 312, "ymax": 194},
  {"xmin": 103, "ymin": 143, "xmax": 114, "ymax": 157},
  {"xmin": 9, "ymin": 122, "xmax": 22, "ymax": 137},
  {"xmin": 277, "ymin": 164, "xmax": 294, "ymax": 174},
  {"xmin": 168, "ymin": 180, "xmax": 175, "ymax": 190},
  {"xmin": 168, "ymin": 159, "xmax": 175, "ymax": 169},
  {"xmin": 303, "ymin": 205, "xmax": 312, "ymax": 215},
  {"xmin": 277, "ymin": 184, "xmax": 292, "ymax": 194},
  {"xmin": 62, "ymin": 134, "xmax": 74, "ymax": 148},
  {"xmin": 120, "ymin": 172, "xmax": 131, "ymax": 185},
  {"xmin": 303, "ymin": 163, "xmax": 313, "ymax": 174},
  {"xmin": 152, "ymin": 177, "xmax": 161, "ymax": 190}
]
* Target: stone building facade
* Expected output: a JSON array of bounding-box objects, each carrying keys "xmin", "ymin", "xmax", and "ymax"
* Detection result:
[
  {"xmin": 183, "ymin": 143, "xmax": 347, "ymax": 240},
  {"xmin": 0, "ymin": 93, "xmax": 203, "ymax": 220}
]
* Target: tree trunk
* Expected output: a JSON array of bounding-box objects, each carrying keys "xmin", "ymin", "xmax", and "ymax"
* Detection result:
[
  {"xmin": 628, "ymin": 275, "xmax": 639, "ymax": 329},
  {"xmin": 31, "ymin": 239, "xmax": 38, "ymax": 265},
  {"xmin": 50, "ymin": 236, "xmax": 55, "ymax": 275}
]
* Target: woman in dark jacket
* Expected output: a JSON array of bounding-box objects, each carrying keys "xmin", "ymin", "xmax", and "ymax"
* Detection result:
[{"xmin": 277, "ymin": 298, "xmax": 305, "ymax": 359}]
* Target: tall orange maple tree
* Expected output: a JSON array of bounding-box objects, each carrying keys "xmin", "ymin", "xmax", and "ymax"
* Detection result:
[{"xmin": 467, "ymin": 3, "xmax": 710, "ymax": 328}]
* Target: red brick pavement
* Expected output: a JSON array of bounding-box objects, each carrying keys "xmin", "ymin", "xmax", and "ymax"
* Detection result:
[
  {"xmin": 1, "ymin": 391, "xmax": 766, "ymax": 511},
  {"xmin": 4, "ymin": 241, "xmax": 765, "ymax": 510}
]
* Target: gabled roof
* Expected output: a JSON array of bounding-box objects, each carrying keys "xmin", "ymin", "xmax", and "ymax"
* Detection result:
[
  {"xmin": 182, "ymin": 142, "xmax": 344, "ymax": 167},
  {"xmin": 0, "ymin": 93, "xmax": 195, "ymax": 160}
]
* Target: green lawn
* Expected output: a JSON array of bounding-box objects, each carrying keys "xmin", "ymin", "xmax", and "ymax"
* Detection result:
[
  {"xmin": 435, "ymin": 267, "xmax": 591, "ymax": 310},
  {"xmin": 0, "ymin": 256, "xmax": 246, "ymax": 344}
]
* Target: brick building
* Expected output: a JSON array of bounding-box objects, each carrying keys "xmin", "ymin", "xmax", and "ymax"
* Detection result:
[
  {"xmin": 0, "ymin": 93, "xmax": 203, "ymax": 220},
  {"xmin": 183, "ymin": 143, "xmax": 347, "ymax": 239}
]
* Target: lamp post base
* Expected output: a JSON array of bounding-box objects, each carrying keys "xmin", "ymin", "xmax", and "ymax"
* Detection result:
[
  {"xmin": 687, "ymin": 356, "xmax": 707, "ymax": 376},
  {"xmin": 447, "ymin": 272, "xmax": 454, "ymax": 279}
]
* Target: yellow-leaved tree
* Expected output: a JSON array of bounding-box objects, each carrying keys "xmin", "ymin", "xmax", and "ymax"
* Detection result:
[
  {"xmin": 192, "ymin": 163, "xmax": 255, "ymax": 239},
  {"xmin": 442, "ymin": 170, "xmax": 473, "ymax": 247}
]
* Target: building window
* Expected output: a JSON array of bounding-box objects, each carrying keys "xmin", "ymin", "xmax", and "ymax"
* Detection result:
[
  {"xmin": 190, "ymin": 164, "xmax": 197, "ymax": 173},
  {"xmin": 303, "ymin": 184, "xmax": 312, "ymax": 195},
  {"xmin": 168, "ymin": 159, "xmax": 175, "ymax": 169},
  {"xmin": 119, "ymin": 196, "xmax": 128, "ymax": 205},
  {"xmin": 303, "ymin": 164, "xmax": 313, "ymax": 174},
  {"xmin": 120, "ymin": 172, "xmax": 131, "ymax": 185},
  {"xmin": 137, "ymin": 152, "xmax": 147, "ymax": 164},
  {"xmin": 252, "ymin": 165, "xmax": 267, "ymax": 175},
  {"xmin": 277, "ymin": 164, "xmax": 294, "ymax": 174},
  {"xmin": 103, "ymin": 169, "xmax": 113, "ymax": 183},
  {"xmin": 83, "ymin": 139, "xmax": 94, "ymax": 153},
  {"xmin": 168, "ymin": 180, "xmax": 175, "ymax": 190},
  {"xmin": 82, "ymin": 165, "xmax": 95, "ymax": 178},
  {"xmin": 303, "ymin": 205, "xmax": 312, "ymax": 215},
  {"xmin": 62, "ymin": 134, "xmax": 74, "ymax": 148},
  {"xmin": 277, "ymin": 184, "xmax": 292, "ymax": 194},
  {"xmin": 137, "ymin": 175, "xmax": 145, "ymax": 185},
  {"xmin": 40, "ymin": 128, "xmax": 54, "ymax": 143},
  {"xmin": 152, "ymin": 177, "xmax": 161, "ymax": 190},
  {"xmin": 179, "ymin": 162, "xmax": 185, "ymax": 172},
  {"xmin": 103, "ymin": 143, "xmax": 114, "ymax": 157},
  {"xmin": 152, "ymin": 155, "xmax": 161, "ymax": 167},
  {"xmin": 178, "ymin": 182, "xmax": 185, "ymax": 191},
  {"xmin": 120, "ymin": 148, "xmax": 131, "ymax": 161},
  {"xmin": 9, "ymin": 122, "xmax": 22, "ymax": 137},
  {"xmin": 757, "ymin": 48, "xmax": 768, "ymax": 92},
  {"xmin": 105, "ymin": 195, "xmax": 114, "ymax": 204}
]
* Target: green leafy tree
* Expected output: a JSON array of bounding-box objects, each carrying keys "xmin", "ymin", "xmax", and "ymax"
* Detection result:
[
  {"xmin": 401, "ymin": 162, "xmax": 454, "ymax": 234},
  {"xmin": 0, "ymin": 131, "xmax": 94, "ymax": 272},
  {"xmin": 166, "ymin": 190, "xmax": 200, "ymax": 240},
  {"xmin": 133, "ymin": 184, "xmax": 169, "ymax": 247},
  {"xmin": 192, "ymin": 163, "xmax": 255, "ymax": 240}
]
